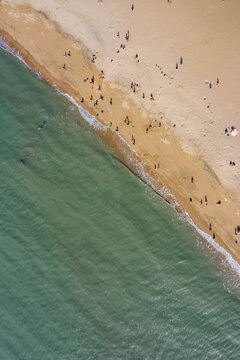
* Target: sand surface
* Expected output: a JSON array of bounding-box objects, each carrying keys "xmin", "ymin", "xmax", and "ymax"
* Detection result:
[{"xmin": 1, "ymin": 0, "xmax": 240, "ymax": 264}]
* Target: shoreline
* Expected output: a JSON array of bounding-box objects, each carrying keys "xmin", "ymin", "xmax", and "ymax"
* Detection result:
[
  {"xmin": 1, "ymin": 38, "xmax": 240, "ymax": 275},
  {"xmin": 0, "ymin": 1, "xmax": 240, "ymax": 269}
]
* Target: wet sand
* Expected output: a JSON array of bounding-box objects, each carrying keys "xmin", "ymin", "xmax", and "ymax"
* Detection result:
[{"xmin": 1, "ymin": 0, "xmax": 240, "ymax": 264}]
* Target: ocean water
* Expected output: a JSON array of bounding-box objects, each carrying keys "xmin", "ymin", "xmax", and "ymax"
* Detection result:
[{"xmin": 0, "ymin": 47, "xmax": 240, "ymax": 360}]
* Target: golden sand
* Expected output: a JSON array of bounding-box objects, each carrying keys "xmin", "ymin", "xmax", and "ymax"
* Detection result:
[{"xmin": 1, "ymin": 0, "xmax": 240, "ymax": 263}]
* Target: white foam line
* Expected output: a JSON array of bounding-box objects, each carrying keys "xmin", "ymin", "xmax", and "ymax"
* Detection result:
[
  {"xmin": 135, "ymin": 157, "xmax": 240, "ymax": 275},
  {"xmin": 1, "ymin": 39, "xmax": 240, "ymax": 276},
  {"xmin": 0, "ymin": 37, "xmax": 42, "ymax": 78},
  {"xmin": 56, "ymin": 89, "xmax": 141, "ymax": 160},
  {"xmin": 188, "ymin": 218, "xmax": 240, "ymax": 274}
]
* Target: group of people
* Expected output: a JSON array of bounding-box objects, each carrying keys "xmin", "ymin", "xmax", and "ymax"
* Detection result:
[
  {"xmin": 60, "ymin": 10, "xmax": 239, "ymax": 250},
  {"xmin": 62, "ymin": 50, "xmax": 71, "ymax": 69},
  {"xmin": 208, "ymin": 78, "xmax": 220, "ymax": 90}
]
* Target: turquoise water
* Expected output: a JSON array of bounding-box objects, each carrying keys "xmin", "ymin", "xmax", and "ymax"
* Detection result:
[{"xmin": 0, "ymin": 47, "xmax": 240, "ymax": 360}]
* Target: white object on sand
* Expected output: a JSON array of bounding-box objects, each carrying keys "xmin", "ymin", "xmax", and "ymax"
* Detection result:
[{"xmin": 231, "ymin": 129, "xmax": 238, "ymax": 136}]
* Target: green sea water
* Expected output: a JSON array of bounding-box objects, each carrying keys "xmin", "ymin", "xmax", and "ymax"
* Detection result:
[{"xmin": 0, "ymin": 47, "xmax": 240, "ymax": 360}]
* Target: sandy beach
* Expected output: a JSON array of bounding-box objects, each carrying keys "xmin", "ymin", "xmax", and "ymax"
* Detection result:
[{"xmin": 1, "ymin": 0, "xmax": 240, "ymax": 264}]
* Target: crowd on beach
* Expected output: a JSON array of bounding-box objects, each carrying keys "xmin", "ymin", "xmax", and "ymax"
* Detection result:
[{"xmin": 59, "ymin": 2, "xmax": 238, "ymax": 247}]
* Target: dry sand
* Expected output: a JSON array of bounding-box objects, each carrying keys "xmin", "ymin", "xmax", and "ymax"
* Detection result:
[{"xmin": 1, "ymin": 0, "xmax": 240, "ymax": 264}]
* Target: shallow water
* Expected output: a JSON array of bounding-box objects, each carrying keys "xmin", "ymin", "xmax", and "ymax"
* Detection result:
[{"xmin": 0, "ymin": 48, "xmax": 240, "ymax": 360}]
